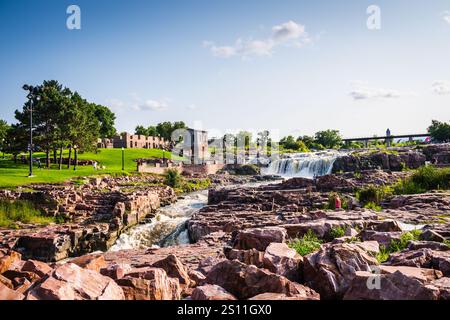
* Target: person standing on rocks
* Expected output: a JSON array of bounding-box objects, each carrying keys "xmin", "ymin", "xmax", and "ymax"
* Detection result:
[{"xmin": 335, "ymin": 195, "xmax": 342, "ymax": 210}]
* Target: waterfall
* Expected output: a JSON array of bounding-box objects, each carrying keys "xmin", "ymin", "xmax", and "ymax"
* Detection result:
[
  {"xmin": 109, "ymin": 190, "xmax": 208, "ymax": 251},
  {"xmin": 263, "ymin": 151, "xmax": 341, "ymax": 179},
  {"xmin": 108, "ymin": 180, "xmax": 282, "ymax": 251}
]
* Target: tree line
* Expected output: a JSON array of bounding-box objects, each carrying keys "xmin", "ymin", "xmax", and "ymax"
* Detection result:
[
  {"xmin": 0, "ymin": 80, "xmax": 117, "ymax": 168},
  {"xmin": 279, "ymin": 129, "xmax": 343, "ymax": 151},
  {"xmin": 134, "ymin": 121, "xmax": 187, "ymax": 141}
]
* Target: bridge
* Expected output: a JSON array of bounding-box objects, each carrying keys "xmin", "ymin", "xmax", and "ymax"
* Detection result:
[{"xmin": 343, "ymin": 132, "xmax": 430, "ymax": 148}]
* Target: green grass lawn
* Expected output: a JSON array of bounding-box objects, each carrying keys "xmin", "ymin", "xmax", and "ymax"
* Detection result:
[{"xmin": 0, "ymin": 148, "xmax": 172, "ymax": 188}]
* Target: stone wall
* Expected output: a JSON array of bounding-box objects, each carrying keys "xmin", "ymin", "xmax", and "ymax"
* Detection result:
[
  {"xmin": 137, "ymin": 162, "xmax": 184, "ymax": 175},
  {"xmin": 137, "ymin": 162, "xmax": 224, "ymax": 176}
]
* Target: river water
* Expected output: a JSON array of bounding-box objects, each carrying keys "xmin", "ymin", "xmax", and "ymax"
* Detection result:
[
  {"xmin": 110, "ymin": 152, "xmax": 346, "ymax": 251},
  {"xmin": 109, "ymin": 190, "xmax": 208, "ymax": 251},
  {"xmin": 109, "ymin": 180, "xmax": 283, "ymax": 251}
]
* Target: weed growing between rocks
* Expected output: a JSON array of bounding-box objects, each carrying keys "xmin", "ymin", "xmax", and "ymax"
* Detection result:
[
  {"xmin": 363, "ymin": 201, "xmax": 383, "ymax": 211},
  {"xmin": 288, "ymin": 230, "xmax": 323, "ymax": 256},
  {"xmin": 164, "ymin": 169, "xmax": 211, "ymax": 194},
  {"xmin": 393, "ymin": 166, "xmax": 450, "ymax": 194},
  {"xmin": 328, "ymin": 226, "xmax": 346, "ymax": 239},
  {"xmin": 356, "ymin": 185, "xmax": 392, "ymax": 206},
  {"xmin": 376, "ymin": 230, "xmax": 423, "ymax": 263},
  {"xmin": 0, "ymin": 199, "xmax": 58, "ymax": 228}
]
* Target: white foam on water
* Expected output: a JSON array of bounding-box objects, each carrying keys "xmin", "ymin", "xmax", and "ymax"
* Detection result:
[
  {"xmin": 398, "ymin": 222, "xmax": 426, "ymax": 232},
  {"xmin": 109, "ymin": 179, "xmax": 282, "ymax": 251},
  {"xmin": 109, "ymin": 190, "xmax": 208, "ymax": 251},
  {"xmin": 262, "ymin": 151, "xmax": 343, "ymax": 179}
]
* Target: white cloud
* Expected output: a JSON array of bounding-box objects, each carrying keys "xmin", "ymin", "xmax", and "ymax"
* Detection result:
[
  {"xmin": 105, "ymin": 98, "xmax": 125, "ymax": 112},
  {"xmin": 350, "ymin": 83, "xmax": 409, "ymax": 100},
  {"xmin": 432, "ymin": 81, "xmax": 450, "ymax": 95},
  {"xmin": 204, "ymin": 20, "xmax": 310, "ymax": 58},
  {"xmin": 107, "ymin": 95, "xmax": 170, "ymax": 112},
  {"xmin": 272, "ymin": 20, "xmax": 306, "ymax": 41},
  {"xmin": 442, "ymin": 11, "xmax": 450, "ymax": 24},
  {"xmin": 186, "ymin": 104, "xmax": 197, "ymax": 110},
  {"xmin": 136, "ymin": 98, "xmax": 170, "ymax": 111}
]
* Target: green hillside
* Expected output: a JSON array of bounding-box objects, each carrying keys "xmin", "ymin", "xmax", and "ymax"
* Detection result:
[{"xmin": 0, "ymin": 148, "xmax": 172, "ymax": 188}]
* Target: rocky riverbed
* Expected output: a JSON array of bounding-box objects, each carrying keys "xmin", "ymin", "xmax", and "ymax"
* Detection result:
[{"xmin": 1, "ymin": 151, "xmax": 450, "ymax": 300}]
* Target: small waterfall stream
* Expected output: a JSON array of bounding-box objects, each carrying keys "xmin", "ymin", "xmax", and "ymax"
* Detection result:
[
  {"xmin": 109, "ymin": 180, "xmax": 280, "ymax": 251},
  {"xmin": 109, "ymin": 190, "xmax": 208, "ymax": 251},
  {"xmin": 263, "ymin": 151, "xmax": 342, "ymax": 178}
]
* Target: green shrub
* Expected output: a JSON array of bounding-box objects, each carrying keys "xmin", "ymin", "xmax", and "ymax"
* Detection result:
[
  {"xmin": 356, "ymin": 185, "xmax": 392, "ymax": 206},
  {"xmin": 388, "ymin": 230, "xmax": 422, "ymax": 253},
  {"xmin": 234, "ymin": 164, "xmax": 260, "ymax": 175},
  {"xmin": 180, "ymin": 178, "xmax": 211, "ymax": 193},
  {"xmin": 393, "ymin": 166, "xmax": 450, "ymax": 195},
  {"xmin": 375, "ymin": 230, "xmax": 422, "ymax": 263},
  {"xmin": 376, "ymin": 245, "xmax": 391, "ymax": 263},
  {"xmin": 288, "ymin": 230, "xmax": 323, "ymax": 256},
  {"xmin": 328, "ymin": 226, "xmax": 346, "ymax": 239},
  {"xmin": 363, "ymin": 201, "xmax": 382, "ymax": 212},
  {"xmin": 392, "ymin": 179, "xmax": 425, "ymax": 195},
  {"xmin": 164, "ymin": 169, "xmax": 181, "ymax": 188},
  {"xmin": 0, "ymin": 199, "xmax": 56, "ymax": 228}
]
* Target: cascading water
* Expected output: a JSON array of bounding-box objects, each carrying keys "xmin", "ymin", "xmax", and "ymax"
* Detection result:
[
  {"xmin": 263, "ymin": 151, "xmax": 342, "ymax": 179},
  {"xmin": 109, "ymin": 190, "xmax": 208, "ymax": 251},
  {"xmin": 109, "ymin": 180, "xmax": 281, "ymax": 251}
]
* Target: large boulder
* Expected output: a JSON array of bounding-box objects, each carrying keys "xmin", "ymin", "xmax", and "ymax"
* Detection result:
[
  {"xmin": 100, "ymin": 263, "xmax": 131, "ymax": 280},
  {"xmin": 248, "ymin": 292, "xmax": 319, "ymax": 300},
  {"xmin": 263, "ymin": 243, "xmax": 302, "ymax": 282},
  {"xmin": 21, "ymin": 260, "xmax": 53, "ymax": 278},
  {"xmin": 316, "ymin": 175, "xmax": 356, "ymax": 192},
  {"xmin": 421, "ymin": 144, "xmax": 450, "ymax": 162},
  {"xmin": 152, "ymin": 254, "xmax": 191, "ymax": 287},
  {"xmin": 359, "ymin": 230, "xmax": 402, "ymax": 247},
  {"xmin": 191, "ymin": 284, "xmax": 237, "ymax": 300},
  {"xmin": 225, "ymin": 249, "xmax": 264, "ymax": 268},
  {"xmin": 27, "ymin": 263, "xmax": 125, "ymax": 300},
  {"xmin": 116, "ymin": 267, "xmax": 181, "ymax": 300},
  {"xmin": 344, "ymin": 266, "xmax": 443, "ymax": 300},
  {"xmin": 232, "ymin": 227, "xmax": 287, "ymax": 251},
  {"xmin": 408, "ymin": 241, "xmax": 450, "ymax": 252},
  {"xmin": 279, "ymin": 178, "xmax": 315, "ymax": 189},
  {"xmin": 420, "ymin": 230, "xmax": 446, "ymax": 243},
  {"xmin": 70, "ymin": 254, "xmax": 106, "ymax": 273},
  {"xmin": 0, "ymin": 282, "xmax": 24, "ymax": 300},
  {"xmin": 303, "ymin": 241, "xmax": 379, "ymax": 300},
  {"xmin": 432, "ymin": 277, "xmax": 450, "ymax": 300},
  {"xmin": 0, "ymin": 250, "xmax": 22, "ymax": 274},
  {"xmin": 205, "ymin": 259, "xmax": 319, "ymax": 300},
  {"xmin": 387, "ymin": 249, "xmax": 450, "ymax": 276}
]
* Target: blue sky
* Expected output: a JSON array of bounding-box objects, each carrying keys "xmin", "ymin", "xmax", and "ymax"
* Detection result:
[{"xmin": 0, "ymin": 0, "xmax": 449, "ymax": 138}]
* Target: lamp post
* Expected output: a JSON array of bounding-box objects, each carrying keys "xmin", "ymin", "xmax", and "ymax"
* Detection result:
[
  {"xmin": 23, "ymin": 85, "xmax": 40, "ymax": 178},
  {"xmin": 121, "ymin": 147, "xmax": 125, "ymax": 171},
  {"xmin": 73, "ymin": 145, "xmax": 78, "ymax": 171}
]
